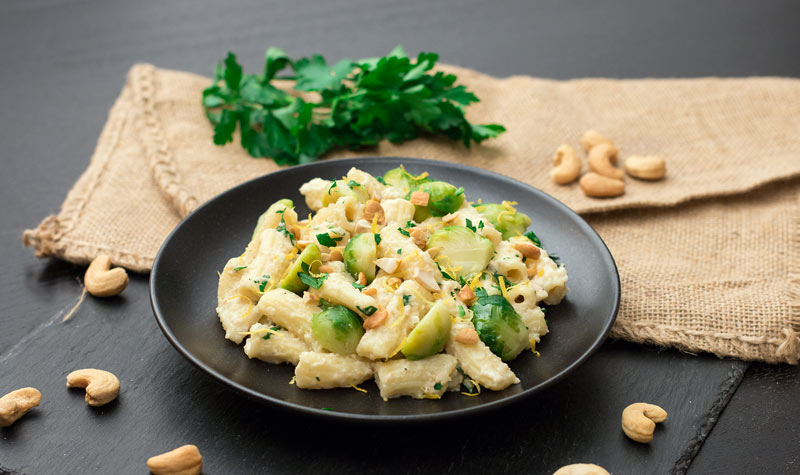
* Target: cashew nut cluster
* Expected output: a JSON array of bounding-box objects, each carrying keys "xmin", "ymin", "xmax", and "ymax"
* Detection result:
[
  {"xmin": 85, "ymin": 254, "xmax": 129, "ymax": 297},
  {"xmin": 147, "ymin": 444, "xmax": 203, "ymax": 475},
  {"xmin": 553, "ymin": 463, "xmax": 610, "ymax": 475},
  {"xmin": 0, "ymin": 387, "xmax": 42, "ymax": 427},
  {"xmin": 66, "ymin": 368, "xmax": 120, "ymax": 407},
  {"xmin": 621, "ymin": 402, "xmax": 668, "ymax": 443}
]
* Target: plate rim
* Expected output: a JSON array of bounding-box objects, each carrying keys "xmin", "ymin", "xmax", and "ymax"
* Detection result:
[{"xmin": 150, "ymin": 156, "xmax": 620, "ymax": 423}]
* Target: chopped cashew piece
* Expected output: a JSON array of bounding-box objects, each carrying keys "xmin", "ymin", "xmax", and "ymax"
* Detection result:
[
  {"xmin": 441, "ymin": 212, "xmax": 458, "ymax": 223},
  {"xmin": 353, "ymin": 219, "xmax": 372, "ymax": 235},
  {"xmin": 84, "ymin": 254, "xmax": 129, "ymax": 297},
  {"xmin": 454, "ymin": 327, "xmax": 480, "ymax": 344},
  {"xmin": 362, "ymin": 200, "xmax": 385, "ymax": 224},
  {"xmin": 621, "ymin": 402, "xmax": 668, "ymax": 443},
  {"xmin": 410, "ymin": 227, "xmax": 429, "ymax": 249},
  {"xmin": 147, "ymin": 444, "xmax": 203, "ymax": 475},
  {"xmin": 357, "ymin": 272, "xmax": 367, "ymax": 286},
  {"xmin": 328, "ymin": 248, "xmax": 344, "ymax": 261},
  {"xmin": 512, "ymin": 241, "xmax": 541, "ymax": 260},
  {"xmin": 362, "ymin": 287, "xmax": 378, "ymax": 297},
  {"xmin": 426, "ymin": 247, "xmax": 441, "ymax": 259},
  {"xmin": 458, "ymin": 285, "xmax": 476, "ymax": 306},
  {"xmin": 413, "ymin": 268, "xmax": 440, "ymax": 292},
  {"xmin": 0, "ymin": 387, "xmax": 41, "ymax": 427},
  {"xmin": 409, "ymin": 191, "xmax": 430, "ymax": 206},
  {"xmin": 319, "ymin": 264, "xmax": 335, "ymax": 273},
  {"xmin": 375, "ymin": 257, "xmax": 401, "ymax": 274},
  {"xmin": 363, "ymin": 308, "xmax": 389, "ymax": 329},
  {"xmin": 66, "ymin": 368, "xmax": 120, "ymax": 407}
]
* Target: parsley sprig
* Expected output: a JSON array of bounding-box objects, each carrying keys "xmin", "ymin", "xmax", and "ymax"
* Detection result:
[{"xmin": 203, "ymin": 45, "xmax": 506, "ymax": 164}]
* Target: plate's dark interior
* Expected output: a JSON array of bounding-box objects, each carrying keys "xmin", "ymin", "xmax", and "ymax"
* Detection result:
[{"xmin": 151, "ymin": 157, "xmax": 619, "ymax": 422}]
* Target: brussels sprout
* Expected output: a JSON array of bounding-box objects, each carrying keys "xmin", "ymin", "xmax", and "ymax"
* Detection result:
[
  {"xmin": 279, "ymin": 244, "xmax": 321, "ymax": 294},
  {"xmin": 343, "ymin": 233, "xmax": 377, "ymax": 283},
  {"xmin": 322, "ymin": 179, "xmax": 370, "ymax": 207},
  {"xmin": 471, "ymin": 294, "xmax": 528, "ymax": 361},
  {"xmin": 476, "ymin": 203, "xmax": 532, "ymax": 240},
  {"xmin": 253, "ymin": 199, "xmax": 293, "ymax": 239},
  {"xmin": 401, "ymin": 300, "xmax": 452, "ymax": 360},
  {"xmin": 417, "ymin": 181, "xmax": 465, "ymax": 217},
  {"xmin": 383, "ymin": 167, "xmax": 430, "ymax": 193},
  {"xmin": 311, "ymin": 305, "xmax": 365, "ymax": 354},
  {"xmin": 427, "ymin": 226, "xmax": 494, "ymax": 279}
]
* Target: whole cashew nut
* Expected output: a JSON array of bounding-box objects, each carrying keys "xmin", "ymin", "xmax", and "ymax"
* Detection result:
[
  {"xmin": 66, "ymin": 369, "xmax": 120, "ymax": 407},
  {"xmin": 587, "ymin": 143, "xmax": 624, "ymax": 180},
  {"xmin": 550, "ymin": 145, "xmax": 582, "ymax": 185},
  {"xmin": 84, "ymin": 254, "xmax": 129, "ymax": 297},
  {"xmin": 625, "ymin": 155, "xmax": 667, "ymax": 180},
  {"xmin": 553, "ymin": 463, "xmax": 610, "ymax": 475},
  {"xmin": 579, "ymin": 173, "xmax": 625, "ymax": 198},
  {"xmin": 147, "ymin": 444, "xmax": 203, "ymax": 475},
  {"xmin": 580, "ymin": 130, "xmax": 615, "ymax": 152},
  {"xmin": 622, "ymin": 402, "xmax": 668, "ymax": 443},
  {"xmin": 0, "ymin": 387, "xmax": 42, "ymax": 427}
]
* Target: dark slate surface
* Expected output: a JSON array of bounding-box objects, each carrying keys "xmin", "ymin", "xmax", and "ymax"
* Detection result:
[{"xmin": 0, "ymin": 0, "xmax": 797, "ymax": 474}]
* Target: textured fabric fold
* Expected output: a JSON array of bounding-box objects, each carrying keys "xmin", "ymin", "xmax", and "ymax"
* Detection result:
[{"xmin": 23, "ymin": 64, "xmax": 800, "ymax": 363}]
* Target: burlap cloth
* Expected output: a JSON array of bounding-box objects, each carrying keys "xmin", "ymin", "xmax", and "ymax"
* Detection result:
[{"xmin": 23, "ymin": 64, "xmax": 800, "ymax": 364}]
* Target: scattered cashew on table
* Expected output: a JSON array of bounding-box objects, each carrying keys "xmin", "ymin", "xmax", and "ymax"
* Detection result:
[
  {"xmin": 84, "ymin": 254, "xmax": 129, "ymax": 297},
  {"xmin": 621, "ymin": 402, "xmax": 668, "ymax": 443},
  {"xmin": 0, "ymin": 387, "xmax": 42, "ymax": 427},
  {"xmin": 147, "ymin": 444, "xmax": 203, "ymax": 475},
  {"xmin": 552, "ymin": 463, "xmax": 610, "ymax": 475},
  {"xmin": 66, "ymin": 368, "xmax": 121, "ymax": 407}
]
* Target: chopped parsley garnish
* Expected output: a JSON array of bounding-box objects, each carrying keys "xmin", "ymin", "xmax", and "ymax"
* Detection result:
[
  {"xmin": 374, "ymin": 233, "xmax": 382, "ymax": 245},
  {"xmin": 298, "ymin": 272, "xmax": 328, "ymax": 289},
  {"xmin": 316, "ymin": 376, "xmax": 321, "ymax": 381},
  {"xmin": 396, "ymin": 248, "xmax": 402, "ymax": 254},
  {"xmin": 475, "ymin": 287, "xmax": 489, "ymax": 298},
  {"xmin": 458, "ymin": 275, "xmax": 467, "ymax": 286},
  {"xmin": 436, "ymin": 263, "xmax": 454, "ymax": 281},
  {"xmin": 327, "ymin": 181, "xmax": 337, "ymax": 194},
  {"xmin": 478, "ymin": 220, "xmax": 484, "ymax": 230},
  {"xmin": 316, "ymin": 232, "xmax": 343, "ymax": 247},
  {"xmin": 458, "ymin": 306, "xmax": 466, "ymax": 317},
  {"xmin": 550, "ymin": 254, "xmax": 561, "ymax": 265},
  {"xmin": 461, "ymin": 378, "xmax": 478, "ymax": 394},
  {"xmin": 347, "ymin": 180, "xmax": 361, "ymax": 188},
  {"xmin": 357, "ymin": 305, "xmax": 378, "ymax": 316},
  {"xmin": 398, "ymin": 227, "xmax": 410, "ymax": 237},
  {"xmin": 402, "ymin": 295, "xmax": 411, "ymax": 306},
  {"xmin": 318, "ymin": 298, "xmax": 333, "ymax": 310},
  {"xmin": 276, "ymin": 210, "xmax": 295, "ymax": 244},
  {"xmin": 434, "ymin": 382, "xmax": 443, "ymax": 391},
  {"xmin": 352, "ymin": 282, "xmax": 366, "ymax": 290},
  {"xmin": 254, "ymin": 275, "xmax": 271, "ymax": 292},
  {"xmin": 405, "ymin": 220, "xmax": 417, "ymax": 228},
  {"xmin": 321, "ymin": 407, "xmax": 333, "ymax": 411},
  {"xmin": 376, "ymin": 176, "xmax": 386, "ymax": 185},
  {"xmin": 465, "ymin": 218, "xmax": 476, "ymax": 232},
  {"xmin": 263, "ymin": 325, "xmax": 282, "ymax": 340},
  {"xmin": 524, "ymin": 230, "xmax": 542, "ymax": 247},
  {"xmin": 233, "ymin": 265, "xmax": 248, "ymax": 272},
  {"xmin": 542, "ymin": 307, "xmax": 548, "ymax": 314}
]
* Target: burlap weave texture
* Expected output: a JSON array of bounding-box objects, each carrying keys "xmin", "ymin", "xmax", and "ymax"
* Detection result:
[{"xmin": 23, "ymin": 64, "xmax": 800, "ymax": 364}]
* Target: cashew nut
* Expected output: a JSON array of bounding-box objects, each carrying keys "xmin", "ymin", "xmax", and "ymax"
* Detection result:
[
  {"xmin": 621, "ymin": 402, "xmax": 668, "ymax": 443},
  {"xmin": 0, "ymin": 387, "xmax": 41, "ymax": 427},
  {"xmin": 550, "ymin": 145, "xmax": 582, "ymax": 185},
  {"xmin": 147, "ymin": 444, "xmax": 203, "ymax": 475},
  {"xmin": 587, "ymin": 143, "xmax": 624, "ymax": 180},
  {"xmin": 580, "ymin": 130, "xmax": 615, "ymax": 152},
  {"xmin": 409, "ymin": 191, "xmax": 429, "ymax": 206},
  {"xmin": 457, "ymin": 285, "xmax": 476, "ymax": 306},
  {"xmin": 66, "ymin": 369, "xmax": 120, "ymax": 407},
  {"xmin": 363, "ymin": 308, "xmax": 388, "ymax": 330},
  {"xmin": 553, "ymin": 463, "xmax": 610, "ymax": 475},
  {"xmin": 84, "ymin": 254, "xmax": 129, "ymax": 297},
  {"xmin": 579, "ymin": 173, "xmax": 625, "ymax": 198},
  {"xmin": 625, "ymin": 155, "xmax": 666, "ymax": 180},
  {"xmin": 512, "ymin": 241, "xmax": 541, "ymax": 260},
  {"xmin": 454, "ymin": 327, "xmax": 480, "ymax": 344}
]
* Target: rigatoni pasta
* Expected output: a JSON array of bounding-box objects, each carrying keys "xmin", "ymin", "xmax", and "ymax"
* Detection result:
[{"xmin": 216, "ymin": 166, "xmax": 569, "ymax": 401}]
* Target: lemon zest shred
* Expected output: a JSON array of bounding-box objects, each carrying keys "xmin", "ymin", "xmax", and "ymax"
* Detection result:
[
  {"xmin": 460, "ymin": 378, "xmax": 481, "ymax": 397},
  {"xmin": 399, "ymin": 165, "xmax": 429, "ymax": 181},
  {"xmin": 217, "ymin": 270, "xmax": 221, "ymax": 278},
  {"xmin": 289, "ymin": 376, "xmax": 296, "ymax": 385},
  {"xmin": 469, "ymin": 272, "xmax": 483, "ymax": 290},
  {"xmin": 285, "ymin": 246, "xmax": 299, "ymax": 261},
  {"xmin": 530, "ymin": 337, "xmax": 541, "ymax": 356},
  {"xmin": 308, "ymin": 259, "xmax": 324, "ymax": 277},
  {"xmin": 351, "ymin": 384, "xmax": 368, "ymax": 393},
  {"xmin": 422, "ymin": 393, "xmax": 441, "ymax": 399},
  {"xmin": 226, "ymin": 295, "xmax": 253, "ymax": 320},
  {"xmin": 537, "ymin": 268, "xmax": 544, "ymax": 278},
  {"xmin": 371, "ymin": 214, "xmax": 378, "ymax": 234},
  {"xmin": 388, "ymin": 335, "xmax": 408, "ymax": 360},
  {"xmin": 498, "ymin": 276, "xmax": 510, "ymax": 301},
  {"xmin": 477, "ymin": 198, "xmax": 482, "ymax": 204}
]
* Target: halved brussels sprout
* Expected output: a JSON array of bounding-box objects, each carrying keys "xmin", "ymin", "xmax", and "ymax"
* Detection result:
[
  {"xmin": 343, "ymin": 233, "xmax": 377, "ymax": 283},
  {"xmin": 253, "ymin": 199, "xmax": 293, "ymax": 239},
  {"xmin": 311, "ymin": 305, "xmax": 365, "ymax": 354},
  {"xmin": 427, "ymin": 226, "xmax": 493, "ymax": 279},
  {"xmin": 321, "ymin": 179, "xmax": 370, "ymax": 207},
  {"xmin": 417, "ymin": 181, "xmax": 465, "ymax": 217},
  {"xmin": 471, "ymin": 294, "xmax": 528, "ymax": 361},
  {"xmin": 401, "ymin": 300, "xmax": 452, "ymax": 360},
  {"xmin": 476, "ymin": 203, "xmax": 532, "ymax": 240},
  {"xmin": 279, "ymin": 244, "xmax": 321, "ymax": 294},
  {"xmin": 383, "ymin": 167, "xmax": 430, "ymax": 193}
]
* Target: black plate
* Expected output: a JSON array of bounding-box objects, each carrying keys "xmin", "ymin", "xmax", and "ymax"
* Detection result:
[{"xmin": 150, "ymin": 157, "xmax": 619, "ymax": 422}]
